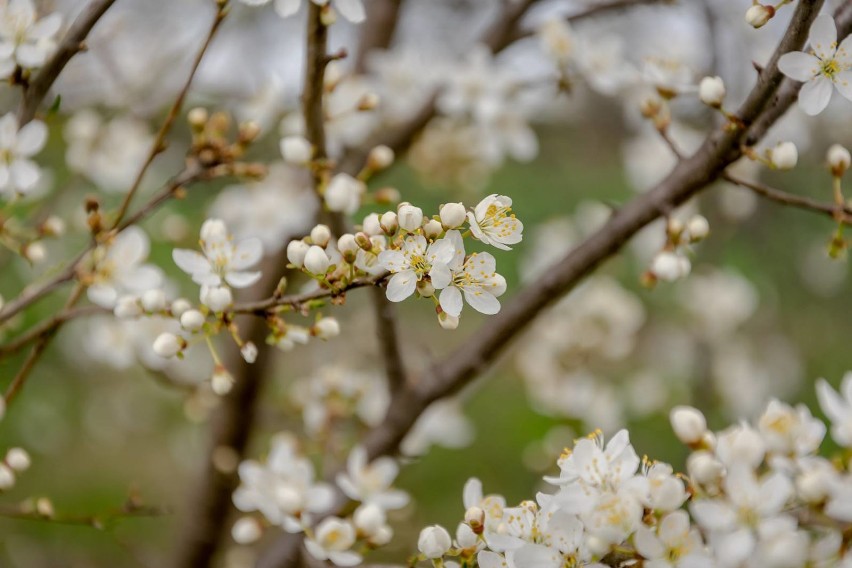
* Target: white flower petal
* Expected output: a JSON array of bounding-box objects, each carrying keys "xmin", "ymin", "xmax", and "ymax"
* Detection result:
[
  {"xmin": 15, "ymin": 120, "xmax": 47, "ymax": 156},
  {"xmin": 809, "ymin": 14, "xmax": 837, "ymax": 61},
  {"xmin": 798, "ymin": 75, "xmax": 833, "ymax": 115},
  {"xmin": 225, "ymin": 270, "xmax": 262, "ymax": 288},
  {"xmin": 386, "ymin": 270, "xmax": 416, "ymax": 302},
  {"xmin": 778, "ymin": 51, "xmax": 820, "ymax": 82},
  {"xmin": 173, "ymin": 249, "xmax": 211, "ymax": 275},
  {"xmin": 440, "ymin": 286, "xmax": 464, "ymax": 317},
  {"xmin": 334, "ymin": 0, "xmax": 365, "ymax": 23}
]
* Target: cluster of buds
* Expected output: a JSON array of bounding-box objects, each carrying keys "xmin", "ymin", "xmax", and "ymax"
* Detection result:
[
  {"xmin": 644, "ymin": 214, "xmax": 709, "ymax": 285},
  {"xmin": 0, "ymin": 447, "xmax": 31, "ymax": 491},
  {"xmin": 187, "ymin": 107, "xmax": 266, "ymax": 177}
]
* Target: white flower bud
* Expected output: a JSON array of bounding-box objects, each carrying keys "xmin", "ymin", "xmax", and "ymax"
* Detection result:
[
  {"xmin": 686, "ymin": 450, "xmax": 724, "ymax": 486},
  {"xmin": 440, "ymin": 202, "xmax": 467, "ymax": 229},
  {"xmin": 313, "ymin": 317, "xmax": 340, "ymax": 339},
  {"xmin": 188, "ymin": 107, "xmax": 208, "ymax": 127},
  {"xmin": 686, "ymin": 215, "xmax": 710, "ymax": 242},
  {"xmin": 358, "ymin": 92, "xmax": 380, "ymax": 110},
  {"xmin": 670, "ymin": 406, "xmax": 708, "ymax": 445},
  {"xmin": 201, "ymin": 286, "xmax": 233, "ymax": 312},
  {"xmin": 353, "ymin": 503, "xmax": 386, "ymax": 536},
  {"xmin": 325, "ymin": 173, "xmax": 364, "ymax": 215},
  {"xmin": 417, "ymin": 279, "xmax": 435, "ymax": 298},
  {"xmin": 418, "ymin": 525, "xmax": 452, "ymax": 559},
  {"xmin": 304, "ymin": 245, "xmax": 331, "ymax": 275},
  {"xmin": 699, "ymin": 76, "xmax": 726, "ymax": 108},
  {"xmin": 200, "ymin": 219, "xmax": 229, "ymax": 244},
  {"xmin": 275, "ymin": 485, "xmax": 304, "ymax": 513},
  {"xmin": 180, "ymin": 309, "xmax": 205, "ymax": 332},
  {"xmin": 796, "ymin": 468, "xmax": 831, "ymax": 503},
  {"xmin": 287, "ymin": 240, "xmax": 310, "ymax": 268},
  {"xmin": 42, "ymin": 215, "xmax": 65, "ymax": 236},
  {"xmin": 370, "ymin": 525, "xmax": 393, "ymax": 546},
  {"xmin": 423, "ymin": 219, "xmax": 443, "ymax": 239},
  {"xmin": 367, "ymin": 145, "xmax": 395, "ymax": 170},
  {"xmin": 241, "ymin": 342, "xmax": 258, "ymax": 364},
  {"xmin": 380, "ymin": 211, "xmax": 399, "ymax": 235},
  {"xmin": 5, "ymin": 448, "xmax": 30, "ymax": 472},
  {"xmin": 650, "ymin": 251, "xmax": 690, "ymax": 282},
  {"xmin": 25, "ymin": 242, "xmax": 46, "ymax": 263},
  {"xmin": 828, "ymin": 144, "xmax": 851, "ymax": 176},
  {"xmin": 310, "ymin": 224, "xmax": 331, "ymax": 247},
  {"xmin": 439, "ymin": 312, "xmax": 460, "ymax": 330},
  {"xmin": 745, "ymin": 4, "xmax": 773, "ymax": 28},
  {"xmin": 232, "ymin": 517, "xmax": 262, "ymax": 544},
  {"xmin": 456, "ymin": 522, "xmax": 478, "ymax": 549},
  {"xmin": 362, "ymin": 213, "xmax": 382, "ymax": 236},
  {"xmin": 153, "ymin": 333, "xmax": 184, "ymax": 358},
  {"xmin": 0, "ymin": 464, "xmax": 14, "ymax": 490},
  {"xmin": 36, "ymin": 497, "xmax": 54, "ymax": 517},
  {"xmin": 114, "ymin": 295, "xmax": 142, "ymax": 319},
  {"xmin": 211, "ymin": 367, "xmax": 235, "ymax": 395},
  {"xmin": 771, "ymin": 141, "xmax": 798, "ymax": 170},
  {"xmin": 464, "ymin": 506, "xmax": 485, "ymax": 530},
  {"xmin": 141, "ymin": 289, "xmax": 167, "ymax": 312},
  {"xmin": 280, "ymin": 136, "xmax": 313, "ymax": 164},
  {"xmin": 170, "ymin": 298, "xmax": 192, "ymax": 317},
  {"xmin": 398, "ymin": 204, "xmax": 423, "ymax": 232},
  {"xmin": 337, "ymin": 234, "xmax": 359, "ymax": 260}
]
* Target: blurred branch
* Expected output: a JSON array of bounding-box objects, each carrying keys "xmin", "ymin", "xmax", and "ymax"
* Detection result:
[
  {"xmin": 111, "ymin": 1, "xmax": 229, "ymax": 228},
  {"xmin": 353, "ymin": 0, "xmax": 402, "ymax": 73},
  {"xmin": 169, "ymin": 4, "xmax": 334, "ymax": 568},
  {"xmin": 18, "ymin": 0, "xmax": 118, "ymax": 124},
  {"xmin": 723, "ymin": 173, "xmax": 852, "ymax": 223},
  {"xmin": 0, "ymin": 304, "xmax": 103, "ymax": 360},
  {"xmin": 0, "ymin": 500, "xmax": 170, "ymax": 528}
]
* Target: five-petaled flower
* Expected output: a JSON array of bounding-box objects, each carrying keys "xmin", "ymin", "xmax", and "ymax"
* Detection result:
[
  {"xmin": 378, "ymin": 234, "xmax": 455, "ymax": 302},
  {"xmin": 439, "ymin": 230, "xmax": 507, "ymax": 317},
  {"xmin": 467, "ymin": 194, "xmax": 524, "ymax": 251},
  {"xmin": 0, "ymin": 112, "xmax": 46, "ymax": 197},
  {"xmin": 173, "ymin": 219, "xmax": 263, "ymax": 289}
]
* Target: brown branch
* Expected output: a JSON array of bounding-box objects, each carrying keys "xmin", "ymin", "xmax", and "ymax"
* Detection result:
[
  {"xmin": 111, "ymin": 2, "xmax": 228, "ymax": 228},
  {"xmin": 231, "ymin": 275, "xmax": 386, "ymax": 315},
  {"xmin": 723, "ymin": 173, "xmax": 852, "ymax": 223},
  {"xmin": 18, "ymin": 0, "xmax": 118, "ymax": 124},
  {"xmin": 169, "ymin": 5, "xmax": 333, "ymax": 568},
  {"xmin": 353, "ymin": 0, "xmax": 402, "ymax": 74},
  {"xmin": 0, "ymin": 501, "xmax": 170, "ymax": 528},
  {"xmin": 0, "ymin": 305, "xmax": 106, "ymax": 360}
]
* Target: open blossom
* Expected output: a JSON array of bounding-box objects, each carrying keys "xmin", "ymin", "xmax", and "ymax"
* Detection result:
[
  {"xmin": 87, "ymin": 227, "xmax": 164, "ymax": 308},
  {"xmin": 816, "ymin": 372, "xmax": 852, "ymax": 447},
  {"xmin": 0, "ymin": 0, "xmax": 62, "ymax": 76},
  {"xmin": 241, "ymin": 0, "xmax": 365, "ymax": 23},
  {"xmin": 439, "ymin": 230, "xmax": 507, "ymax": 317},
  {"xmin": 335, "ymin": 446, "xmax": 409, "ymax": 510},
  {"xmin": 634, "ymin": 510, "xmax": 710, "ymax": 567},
  {"xmin": 173, "ymin": 219, "xmax": 263, "ymax": 288},
  {"xmin": 233, "ymin": 434, "xmax": 335, "ymax": 533},
  {"xmin": 378, "ymin": 234, "xmax": 455, "ymax": 302},
  {"xmin": 0, "ymin": 112, "xmax": 46, "ymax": 197},
  {"xmin": 778, "ymin": 15, "xmax": 852, "ymax": 115},
  {"xmin": 304, "ymin": 517, "xmax": 361, "ymax": 566},
  {"xmin": 467, "ymin": 194, "xmax": 523, "ymax": 250}
]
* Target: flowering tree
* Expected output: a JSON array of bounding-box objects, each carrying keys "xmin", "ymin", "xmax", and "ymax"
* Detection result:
[{"xmin": 2, "ymin": 0, "xmax": 852, "ymax": 567}]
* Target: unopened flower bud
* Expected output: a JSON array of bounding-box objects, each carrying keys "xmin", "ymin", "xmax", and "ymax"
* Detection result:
[
  {"xmin": 36, "ymin": 497, "xmax": 54, "ymax": 517},
  {"xmin": 650, "ymin": 251, "xmax": 690, "ymax": 282},
  {"xmin": 355, "ymin": 232, "xmax": 372, "ymax": 250},
  {"xmin": 456, "ymin": 522, "xmax": 478, "ymax": 548},
  {"xmin": 211, "ymin": 366, "xmax": 234, "ymax": 395},
  {"xmin": 440, "ymin": 202, "xmax": 467, "ymax": 229},
  {"xmin": 828, "ymin": 144, "xmax": 851, "ymax": 176},
  {"xmin": 686, "ymin": 215, "xmax": 710, "ymax": 242},
  {"xmin": 180, "ymin": 309, "xmax": 205, "ymax": 332},
  {"xmin": 367, "ymin": 145, "xmax": 394, "ymax": 170},
  {"xmin": 362, "ymin": 213, "xmax": 382, "ymax": 236},
  {"xmin": 464, "ymin": 506, "xmax": 485, "ymax": 532},
  {"xmin": 670, "ymin": 406, "xmax": 708, "ymax": 445},
  {"xmin": 114, "ymin": 296, "xmax": 142, "ymax": 319},
  {"xmin": 188, "ymin": 107, "xmax": 208, "ymax": 129},
  {"xmin": 771, "ymin": 141, "xmax": 797, "ymax": 170},
  {"xmin": 640, "ymin": 96, "xmax": 662, "ymax": 118},
  {"xmin": 0, "ymin": 464, "xmax": 13, "ymax": 490},
  {"xmin": 304, "ymin": 245, "xmax": 331, "ymax": 275},
  {"xmin": 745, "ymin": 4, "xmax": 774, "ymax": 28},
  {"xmin": 423, "ymin": 219, "xmax": 443, "ymax": 239},
  {"xmin": 338, "ymin": 234, "xmax": 359, "ymax": 261},
  {"xmin": 141, "ymin": 289, "xmax": 167, "ymax": 312},
  {"xmin": 380, "ymin": 211, "xmax": 399, "ymax": 235},
  {"xmin": 398, "ymin": 204, "xmax": 423, "ymax": 232},
  {"xmin": 241, "ymin": 342, "xmax": 258, "ymax": 364},
  {"xmin": 418, "ymin": 525, "xmax": 452, "ymax": 559},
  {"xmin": 153, "ymin": 333, "xmax": 184, "ymax": 358},
  {"xmin": 699, "ymin": 76, "xmax": 726, "ymax": 108},
  {"xmin": 232, "ymin": 517, "xmax": 262, "ymax": 544},
  {"xmin": 417, "ymin": 279, "xmax": 435, "ymax": 298},
  {"xmin": 170, "ymin": 298, "xmax": 192, "ymax": 317},
  {"xmin": 313, "ymin": 317, "xmax": 341, "ymax": 339},
  {"xmin": 358, "ymin": 92, "xmax": 380, "ymax": 111},
  {"xmin": 373, "ymin": 186, "xmax": 401, "ymax": 204},
  {"xmin": 796, "ymin": 468, "xmax": 831, "ymax": 503},
  {"xmin": 354, "ymin": 503, "xmax": 385, "ymax": 536},
  {"xmin": 320, "ymin": 4, "xmax": 337, "ymax": 26},
  {"xmin": 25, "ymin": 242, "xmax": 46, "ymax": 264},
  {"xmin": 287, "ymin": 240, "xmax": 310, "ymax": 268},
  {"xmin": 438, "ymin": 312, "xmax": 459, "ymax": 330},
  {"xmin": 310, "ymin": 224, "xmax": 331, "ymax": 247},
  {"xmin": 41, "ymin": 216, "xmax": 65, "ymax": 237},
  {"xmin": 201, "ymin": 286, "xmax": 233, "ymax": 312},
  {"xmin": 687, "ymin": 450, "xmax": 724, "ymax": 486},
  {"xmin": 5, "ymin": 448, "xmax": 30, "ymax": 472}
]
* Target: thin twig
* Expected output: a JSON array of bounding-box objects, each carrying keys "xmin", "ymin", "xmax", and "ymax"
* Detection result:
[
  {"xmin": 723, "ymin": 173, "xmax": 852, "ymax": 223},
  {"xmin": 111, "ymin": 2, "xmax": 229, "ymax": 229},
  {"xmin": 18, "ymin": 0, "xmax": 118, "ymax": 124},
  {"xmin": 0, "ymin": 305, "xmax": 106, "ymax": 360},
  {"xmin": 0, "ymin": 502, "xmax": 170, "ymax": 528}
]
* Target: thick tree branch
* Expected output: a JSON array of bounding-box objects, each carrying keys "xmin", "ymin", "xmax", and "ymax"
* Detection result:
[
  {"xmin": 353, "ymin": 0, "xmax": 402, "ymax": 74},
  {"xmin": 18, "ymin": 0, "xmax": 118, "ymax": 125}
]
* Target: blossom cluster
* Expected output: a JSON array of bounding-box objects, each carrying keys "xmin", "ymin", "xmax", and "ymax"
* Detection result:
[{"xmin": 414, "ymin": 374, "xmax": 852, "ymax": 568}]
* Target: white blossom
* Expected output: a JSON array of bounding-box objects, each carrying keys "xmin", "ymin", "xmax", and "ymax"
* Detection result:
[
  {"xmin": 816, "ymin": 373, "xmax": 852, "ymax": 447},
  {"xmin": 173, "ymin": 219, "xmax": 263, "ymax": 289},
  {"xmin": 87, "ymin": 227, "xmax": 164, "ymax": 308},
  {"xmin": 467, "ymin": 194, "xmax": 523, "ymax": 250},
  {"xmin": 0, "ymin": 112, "xmax": 46, "ymax": 197},
  {"xmin": 378, "ymin": 234, "xmax": 455, "ymax": 302},
  {"xmin": 439, "ymin": 230, "xmax": 506, "ymax": 317},
  {"xmin": 336, "ymin": 446, "xmax": 408, "ymax": 510},
  {"xmin": 304, "ymin": 517, "xmax": 362, "ymax": 566},
  {"xmin": 0, "ymin": 0, "xmax": 62, "ymax": 76}
]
